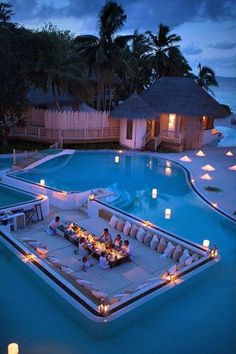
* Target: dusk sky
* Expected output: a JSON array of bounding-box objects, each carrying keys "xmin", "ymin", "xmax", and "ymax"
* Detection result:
[{"xmin": 9, "ymin": 0, "xmax": 236, "ymax": 77}]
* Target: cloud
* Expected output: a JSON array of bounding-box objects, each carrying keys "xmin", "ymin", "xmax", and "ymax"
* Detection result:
[
  {"xmin": 183, "ymin": 43, "xmax": 203, "ymax": 55},
  {"xmin": 8, "ymin": 0, "xmax": 236, "ymax": 32},
  {"xmin": 209, "ymin": 41, "xmax": 236, "ymax": 49}
]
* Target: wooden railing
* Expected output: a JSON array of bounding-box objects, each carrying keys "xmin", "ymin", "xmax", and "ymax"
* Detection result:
[
  {"xmin": 9, "ymin": 126, "xmax": 120, "ymax": 141},
  {"xmin": 160, "ymin": 130, "xmax": 183, "ymax": 144},
  {"xmin": 142, "ymin": 129, "xmax": 152, "ymax": 146}
]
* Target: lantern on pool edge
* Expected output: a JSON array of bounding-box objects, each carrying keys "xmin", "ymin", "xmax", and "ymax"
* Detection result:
[
  {"xmin": 115, "ymin": 156, "xmax": 119, "ymax": 163},
  {"xmin": 8, "ymin": 343, "xmax": 19, "ymax": 354},
  {"xmin": 165, "ymin": 208, "xmax": 171, "ymax": 219}
]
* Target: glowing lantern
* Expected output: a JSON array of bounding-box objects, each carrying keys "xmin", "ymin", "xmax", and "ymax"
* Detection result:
[
  {"xmin": 200, "ymin": 173, "xmax": 212, "ymax": 180},
  {"xmin": 118, "ymin": 150, "xmax": 123, "ymax": 154},
  {"xmin": 8, "ymin": 343, "xmax": 19, "ymax": 354},
  {"xmin": 191, "ymin": 179, "xmax": 195, "ymax": 183},
  {"xmin": 166, "ymin": 161, "xmax": 171, "ymax": 168},
  {"xmin": 98, "ymin": 303, "xmax": 110, "ymax": 316},
  {"xmin": 201, "ymin": 164, "xmax": 215, "ymax": 171},
  {"xmin": 88, "ymin": 193, "xmax": 95, "ymax": 201},
  {"xmin": 40, "ymin": 179, "xmax": 45, "ymax": 186},
  {"xmin": 115, "ymin": 156, "xmax": 119, "ymax": 163},
  {"xmin": 169, "ymin": 273, "xmax": 176, "ymax": 282},
  {"xmin": 212, "ymin": 202, "xmax": 218, "ymax": 208},
  {"xmin": 165, "ymin": 208, "xmax": 171, "ymax": 219},
  {"xmin": 151, "ymin": 188, "xmax": 158, "ymax": 199},
  {"xmin": 196, "ymin": 150, "xmax": 205, "ymax": 157},
  {"xmin": 203, "ymin": 239, "xmax": 210, "ymax": 248},
  {"xmin": 228, "ymin": 165, "xmax": 236, "ymax": 171},
  {"xmin": 165, "ymin": 167, "xmax": 172, "ymax": 176},
  {"xmin": 180, "ymin": 155, "xmax": 192, "ymax": 162},
  {"xmin": 225, "ymin": 151, "xmax": 234, "ymax": 156}
]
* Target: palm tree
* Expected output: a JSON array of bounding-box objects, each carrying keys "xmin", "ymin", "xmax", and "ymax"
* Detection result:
[
  {"xmin": 118, "ymin": 30, "xmax": 152, "ymax": 98},
  {"xmin": 0, "ymin": 2, "xmax": 13, "ymax": 24},
  {"xmin": 146, "ymin": 23, "xmax": 182, "ymax": 78},
  {"xmin": 194, "ymin": 63, "xmax": 218, "ymax": 93},
  {"xmin": 35, "ymin": 24, "xmax": 90, "ymax": 109},
  {"xmin": 74, "ymin": 1, "xmax": 131, "ymax": 110}
]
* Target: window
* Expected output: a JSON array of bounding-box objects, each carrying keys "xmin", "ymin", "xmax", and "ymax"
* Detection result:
[
  {"xmin": 126, "ymin": 120, "xmax": 133, "ymax": 140},
  {"xmin": 202, "ymin": 115, "xmax": 208, "ymax": 129},
  {"xmin": 168, "ymin": 114, "xmax": 176, "ymax": 131}
]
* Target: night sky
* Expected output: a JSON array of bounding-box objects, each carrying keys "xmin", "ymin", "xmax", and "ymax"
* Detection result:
[{"xmin": 9, "ymin": 0, "xmax": 236, "ymax": 77}]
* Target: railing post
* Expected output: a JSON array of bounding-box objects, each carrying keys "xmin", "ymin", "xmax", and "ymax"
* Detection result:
[{"xmin": 13, "ymin": 149, "xmax": 16, "ymax": 165}]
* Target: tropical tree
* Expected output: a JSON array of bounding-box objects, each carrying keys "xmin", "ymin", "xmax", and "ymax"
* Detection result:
[
  {"xmin": 34, "ymin": 24, "xmax": 90, "ymax": 109},
  {"xmin": 74, "ymin": 1, "xmax": 131, "ymax": 110},
  {"xmin": 194, "ymin": 63, "xmax": 218, "ymax": 93},
  {"xmin": 146, "ymin": 23, "xmax": 183, "ymax": 78},
  {"xmin": 0, "ymin": 2, "xmax": 33, "ymax": 146}
]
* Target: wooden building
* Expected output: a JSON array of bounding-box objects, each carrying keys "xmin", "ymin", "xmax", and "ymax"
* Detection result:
[{"xmin": 109, "ymin": 77, "xmax": 228, "ymax": 151}]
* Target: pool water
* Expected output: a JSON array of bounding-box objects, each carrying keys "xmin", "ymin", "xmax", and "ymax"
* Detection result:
[
  {"xmin": 1, "ymin": 151, "xmax": 236, "ymax": 354},
  {"xmin": 0, "ymin": 184, "xmax": 38, "ymax": 210},
  {"xmin": 0, "ymin": 156, "xmax": 13, "ymax": 170}
]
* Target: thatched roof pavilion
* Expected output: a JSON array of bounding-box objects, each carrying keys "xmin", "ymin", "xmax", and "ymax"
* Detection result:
[
  {"xmin": 140, "ymin": 76, "xmax": 228, "ymax": 118},
  {"xmin": 110, "ymin": 92, "xmax": 158, "ymax": 119},
  {"xmin": 27, "ymin": 88, "xmax": 94, "ymax": 111}
]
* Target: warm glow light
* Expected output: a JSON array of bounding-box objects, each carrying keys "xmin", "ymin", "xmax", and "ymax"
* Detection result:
[
  {"xmin": 180, "ymin": 155, "xmax": 192, "ymax": 162},
  {"xmin": 144, "ymin": 220, "xmax": 152, "ymax": 227},
  {"xmin": 201, "ymin": 164, "xmax": 215, "ymax": 171},
  {"xmin": 169, "ymin": 273, "xmax": 176, "ymax": 283},
  {"xmin": 165, "ymin": 167, "xmax": 172, "ymax": 176},
  {"xmin": 8, "ymin": 343, "xmax": 19, "ymax": 354},
  {"xmin": 25, "ymin": 253, "xmax": 36, "ymax": 262},
  {"xmin": 212, "ymin": 202, "xmax": 218, "ymax": 208},
  {"xmin": 98, "ymin": 303, "xmax": 110, "ymax": 316},
  {"xmin": 165, "ymin": 208, "xmax": 171, "ymax": 219},
  {"xmin": 191, "ymin": 179, "xmax": 195, "ymax": 183},
  {"xmin": 40, "ymin": 179, "xmax": 45, "ymax": 186},
  {"xmin": 196, "ymin": 150, "xmax": 205, "ymax": 157},
  {"xmin": 209, "ymin": 247, "xmax": 218, "ymax": 259},
  {"xmin": 200, "ymin": 173, "xmax": 212, "ymax": 180},
  {"xmin": 115, "ymin": 156, "xmax": 119, "ymax": 163},
  {"xmin": 168, "ymin": 113, "xmax": 176, "ymax": 131},
  {"xmin": 228, "ymin": 165, "xmax": 236, "ymax": 171},
  {"xmin": 151, "ymin": 188, "xmax": 158, "ymax": 199},
  {"xmin": 166, "ymin": 161, "xmax": 171, "ymax": 168},
  {"xmin": 88, "ymin": 193, "xmax": 95, "ymax": 201},
  {"xmin": 118, "ymin": 150, "xmax": 123, "ymax": 154},
  {"xmin": 203, "ymin": 239, "xmax": 210, "ymax": 248},
  {"xmin": 225, "ymin": 151, "xmax": 234, "ymax": 156}
]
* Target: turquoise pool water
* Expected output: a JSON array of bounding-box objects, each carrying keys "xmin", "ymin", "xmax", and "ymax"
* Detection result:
[
  {"xmin": 0, "ymin": 156, "xmax": 13, "ymax": 170},
  {"xmin": 0, "ymin": 184, "xmax": 38, "ymax": 210},
  {"xmin": 1, "ymin": 151, "xmax": 236, "ymax": 354}
]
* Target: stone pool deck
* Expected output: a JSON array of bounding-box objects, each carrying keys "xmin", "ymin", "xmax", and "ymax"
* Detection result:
[
  {"xmin": 13, "ymin": 208, "xmax": 173, "ymax": 297},
  {"xmin": 158, "ymin": 143, "xmax": 236, "ymax": 219}
]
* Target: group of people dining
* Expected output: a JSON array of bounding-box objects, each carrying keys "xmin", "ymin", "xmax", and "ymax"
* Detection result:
[
  {"xmin": 76, "ymin": 228, "xmax": 134, "ymax": 271},
  {"xmin": 46, "ymin": 216, "xmax": 134, "ymax": 271}
]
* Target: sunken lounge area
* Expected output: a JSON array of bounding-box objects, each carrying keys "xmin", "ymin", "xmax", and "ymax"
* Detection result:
[{"xmin": 2, "ymin": 198, "xmax": 219, "ymax": 322}]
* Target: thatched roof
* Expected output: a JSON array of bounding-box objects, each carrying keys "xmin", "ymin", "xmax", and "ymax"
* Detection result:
[
  {"xmin": 140, "ymin": 77, "xmax": 228, "ymax": 118},
  {"xmin": 27, "ymin": 88, "xmax": 94, "ymax": 112},
  {"xmin": 109, "ymin": 92, "xmax": 158, "ymax": 119}
]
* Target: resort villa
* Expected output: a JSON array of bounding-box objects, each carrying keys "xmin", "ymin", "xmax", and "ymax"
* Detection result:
[
  {"xmin": 9, "ymin": 77, "xmax": 228, "ymax": 152},
  {"xmin": 110, "ymin": 76, "xmax": 228, "ymax": 151}
]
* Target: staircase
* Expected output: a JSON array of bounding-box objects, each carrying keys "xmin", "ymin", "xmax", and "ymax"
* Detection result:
[{"xmin": 143, "ymin": 130, "xmax": 162, "ymax": 151}]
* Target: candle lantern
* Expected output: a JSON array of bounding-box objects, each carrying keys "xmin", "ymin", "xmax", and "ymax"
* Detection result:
[
  {"xmin": 165, "ymin": 208, "xmax": 171, "ymax": 219},
  {"xmin": 151, "ymin": 188, "xmax": 158, "ymax": 199},
  {"xmin": 8, "ymin": 343, "xmax": 19, "ymax": 354}
]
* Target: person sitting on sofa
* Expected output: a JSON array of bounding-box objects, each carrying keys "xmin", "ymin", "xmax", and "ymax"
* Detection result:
[
  {"xmin": 113, "ymin": 234, "xmax": 122, "ymax": 251},
  {"xmin": 99, "ymin": 228, "xmax": 112, "ymax": 245},
  {"xmin": 122, "ymin": 240, "xmax": 135, "ymax": 261}
]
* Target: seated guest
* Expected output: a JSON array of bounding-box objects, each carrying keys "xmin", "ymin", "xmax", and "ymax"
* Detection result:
[
  {"xmin": 113, "ymin": 234, "xmax": 122, "ymax": 250},
  {"xmin": 77, "ymin": 237, "xmax": 89, "ymax": 256},
  {"xmin": 80, "ymin": 256, "xmax": 92, "ymax": 272},
  {"xmin": 122, "ymin": 240, "xmax": 135, "ymax": 261},
  {"xmin": 45, "ymin": 216, "xmax": 61, "ymax": 235},
  {"xmin": 99, "ymin": 252, "xmax": 110, "ymax": 269},
  {"xmin": 99, "ymin": 228, "xmax": 112, "ymax": 245}
]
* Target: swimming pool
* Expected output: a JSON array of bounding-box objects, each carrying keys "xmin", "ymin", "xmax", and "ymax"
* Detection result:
[
  {"xmin": 1, "ymin": 151, "xmax": 236, "ymax": 353},
  {"xmin": 0, "ymin": 156, "xmax": 13, "ymax": 170},
  {"xmin": 0, "ymin": 184, "xmax": 40, "ymax": 211}
]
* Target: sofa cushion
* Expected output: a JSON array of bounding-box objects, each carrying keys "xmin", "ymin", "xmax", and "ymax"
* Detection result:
[
  {"xmin": 109, "ymin": 215, "xmax": 119, "ymax": 228},
  {"xmin": 143, "ymin": 231, "xmax": 153, "ymax": 246},
  {"xmin": 185, "ymin": 256, "xmax": 193, "ymax": 266},
  {"xmin": 129, "ymin": 224, "xmax": 138, "ymax": 238},
  {"xmin": 123, "ymin": 220, "xmax": 132, "ymax": 235},
  {"xmin": 179, "ymin": 249, "xmax": 190, "ymax": 264},
  {"xmin": 150, "ymin": 235, "xmax": 159, "ymax": 250},
  {"xmin": 172, "ymin": 245, "xmax": 182, "ymax": 262},
  {"xmin": 164, "ymin": 241, "xmax": 175, "ymax": 258},
  {"xmin": 136, "ymin": 227, "xmax": 146, "ymax": 243},
  {"xmin": 157, "ymin": 238, "xmax": 167, "ymax": 253},
  {"xmin": 168, "ymin": 264, "xmax": 177, "ymax": 274},
  {"xmin": 116, "ymin": 219, "xmax": 125, "ymax": 232},
  {"xmin": 193, "ymin": 253, "xmax": 199, "ymax": 262}
]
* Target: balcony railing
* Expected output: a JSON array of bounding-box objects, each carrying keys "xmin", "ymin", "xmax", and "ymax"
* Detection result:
[
  {"xmin": 9, "ymin": 126, "xmax": 120, "ymax": 141},
  {"xmin": 160, "ymin": 130, "xmax": 183, "ymax": 144}
]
